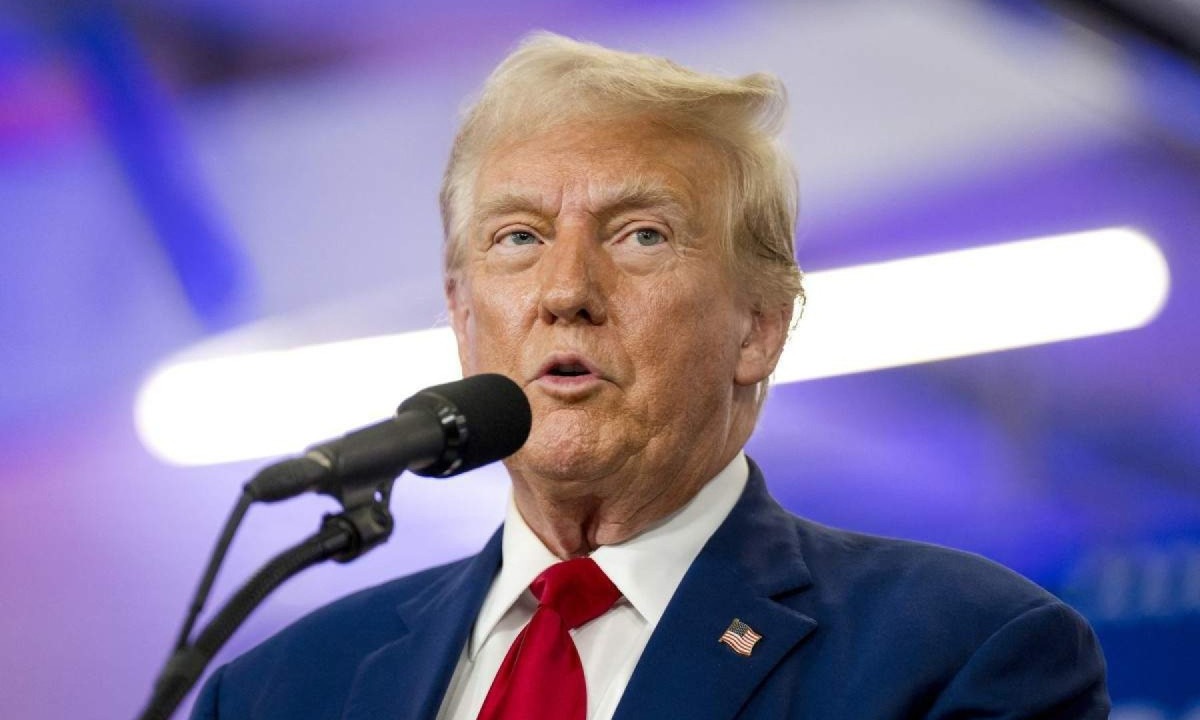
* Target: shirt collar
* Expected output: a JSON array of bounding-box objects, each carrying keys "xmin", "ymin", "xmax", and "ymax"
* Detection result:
[
  {"xmin": 467, "ymin": 452, "xmax": 749, "ymax": 659},
  {"xmin": 467, "ymin": 494, "xmax": 562, "ymax": 659}
]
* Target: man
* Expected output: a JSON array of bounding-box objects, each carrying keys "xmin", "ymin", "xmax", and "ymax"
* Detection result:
[{"xmin": 192, "ymin": 33, "xmax": 1108, "ymax": 719}]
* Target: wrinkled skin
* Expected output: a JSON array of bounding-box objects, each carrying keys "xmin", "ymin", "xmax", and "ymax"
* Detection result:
[{"xmin": 447, "ymin": 118, "xmax": 791, "ymax": 557}]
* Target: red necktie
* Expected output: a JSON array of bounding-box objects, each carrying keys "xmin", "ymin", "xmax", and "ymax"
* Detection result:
[{"xmin": 476, "ymin": 557, "xmax": 621, "ymax": 720}]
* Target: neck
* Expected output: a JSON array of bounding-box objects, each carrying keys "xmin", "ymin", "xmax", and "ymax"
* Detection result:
[{"xmin": 509, "ymin": 441, "xmax": 744, "ymax": 559}]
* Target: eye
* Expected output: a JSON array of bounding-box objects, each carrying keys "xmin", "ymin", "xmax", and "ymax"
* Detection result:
[
  {"xmin": 498, "ymin": 230, "xmax": 540, "ymax": 247},
  {"xmin": 630, "ymin": 228, "xmax": 666, "ymax": 247}
]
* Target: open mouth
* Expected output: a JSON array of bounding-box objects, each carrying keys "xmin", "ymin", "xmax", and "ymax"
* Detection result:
[
  {"xmin": 537, "ymin": 355, "xmax": 601, "ymax": 387},
  {"xmin": 547, "ymin": 363, "xmax": 591, "ymax": 377}
]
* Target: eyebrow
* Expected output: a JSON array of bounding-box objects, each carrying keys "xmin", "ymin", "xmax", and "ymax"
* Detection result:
[
  {"xmin": 473, "ymin": 177, "xmax": 699, "ymax": 234},
  {"xmin": 595, "ymin": 176, "xmax": 689, "ymax": 211},
  {"xmin": 472, "ymin": 192, "xmax": 547, "ymax": 225}
]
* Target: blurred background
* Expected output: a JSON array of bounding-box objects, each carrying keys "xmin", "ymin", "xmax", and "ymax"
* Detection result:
[{"xmin": 2, "ymin": 0, "xmax": 1198, "ymax": 717}]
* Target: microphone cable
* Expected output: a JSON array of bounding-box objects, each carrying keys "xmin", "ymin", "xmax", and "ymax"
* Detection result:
[{"xmin": 171, "ymin": 491, "xmax": 253, "ymax": 651}]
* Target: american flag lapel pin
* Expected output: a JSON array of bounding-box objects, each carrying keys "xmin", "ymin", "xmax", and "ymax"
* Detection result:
[{"xmin": 718, "ymin": 618, "xmax": 763, "ymax": 657}]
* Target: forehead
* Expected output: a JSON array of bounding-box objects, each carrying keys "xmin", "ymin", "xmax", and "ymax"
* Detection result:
[{"xmin": 471, "ymin": 118, "xmax": 725, "ymax": 224}]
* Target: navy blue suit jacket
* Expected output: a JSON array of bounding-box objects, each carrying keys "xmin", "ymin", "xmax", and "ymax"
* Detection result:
[{"xmin": 192, "ymin": 460, "xmax": 1109, "ymax": 719}]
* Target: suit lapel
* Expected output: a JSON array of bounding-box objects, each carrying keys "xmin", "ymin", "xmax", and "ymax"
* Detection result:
[
  {"xmin": 342, "ymin": 529, "xmax": 503, "ymax": 720},
  {"xmin": 614, "ymin": 460, "xmax": 817, "ymax": 720}
]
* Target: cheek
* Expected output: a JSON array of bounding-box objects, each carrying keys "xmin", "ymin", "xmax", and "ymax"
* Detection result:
[
  {"xmin": 463, "ymin": 281, "xmax": 537, "ymax": 369},
  {"xmin": 626, "ymin": 280, "xmax": 741, "ymax": 386}
]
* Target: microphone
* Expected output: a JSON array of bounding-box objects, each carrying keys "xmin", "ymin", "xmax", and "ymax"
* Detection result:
[{"xmin": 245, "ymin": 373, "xmax": 531, "ymax": 502}]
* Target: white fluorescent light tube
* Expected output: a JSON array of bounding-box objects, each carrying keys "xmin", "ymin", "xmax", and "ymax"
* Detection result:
[
  {"xmin": 135, "ymin": 227, "xmax": 1169, "ymax": 466},
  {"xmin": 136, "ymin": 328, "xmax": 463, "ymax": 467},
  {"xmin": 773, "ymin": 226, "xmax": 1169, "ymax": 383}
]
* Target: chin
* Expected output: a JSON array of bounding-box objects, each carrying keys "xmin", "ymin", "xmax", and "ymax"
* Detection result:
[{"xmin": 510, "ymin": 423, "xmax": 627, "ymax": 485}]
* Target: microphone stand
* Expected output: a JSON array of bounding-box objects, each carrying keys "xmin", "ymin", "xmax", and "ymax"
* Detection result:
[{"xmin": 136, "ymin": 476, "xmax": 397, "ymax": 720}]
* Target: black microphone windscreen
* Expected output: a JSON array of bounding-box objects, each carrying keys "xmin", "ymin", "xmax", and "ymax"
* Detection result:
[{"xmin": 401, "ymin": 373, "xmax": 531, "ymax": 477}]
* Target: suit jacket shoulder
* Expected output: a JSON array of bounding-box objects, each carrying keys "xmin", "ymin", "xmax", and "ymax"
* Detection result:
[{"xmin": 795, "ymin": 515, "xmax": 1065, "ymax": 646}]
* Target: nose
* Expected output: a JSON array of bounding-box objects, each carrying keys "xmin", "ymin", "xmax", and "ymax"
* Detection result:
[{"xmin": 538, "ymin": 224, "xmax": 608, "ymax": 325}]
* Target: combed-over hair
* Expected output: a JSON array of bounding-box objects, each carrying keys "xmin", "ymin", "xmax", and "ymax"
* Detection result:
[{"xmin": 440, "ymin": 32, "xmax": 803, "ymax": 317}]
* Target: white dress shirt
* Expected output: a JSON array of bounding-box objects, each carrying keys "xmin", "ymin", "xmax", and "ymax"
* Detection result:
[{"xmin": 436, "ymin": 452, "xmax": 750, "ymax": 720}]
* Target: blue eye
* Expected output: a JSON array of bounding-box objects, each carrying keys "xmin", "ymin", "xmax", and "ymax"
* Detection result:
[
  {"xmin": 503, "ymin": 231, "xmax": 539, "ymax": 246},
  {"xmin": 632, "ymin": 228, "xmax": 666, "ymax": 247}
]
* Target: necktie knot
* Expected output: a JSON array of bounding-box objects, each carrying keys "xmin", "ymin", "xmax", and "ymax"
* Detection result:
[{"xmin": 530, "ymin": 557, "xmax": 620, "ymax": 630}]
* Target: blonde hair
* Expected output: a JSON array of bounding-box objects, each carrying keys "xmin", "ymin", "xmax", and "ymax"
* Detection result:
[{"xmin": 440, "ymin": 31, "xmax": 803, "ymax": 311}]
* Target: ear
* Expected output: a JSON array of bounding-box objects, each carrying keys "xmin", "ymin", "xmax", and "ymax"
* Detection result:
[
  {"xmin": 445, "ymin": 274, "xmax": 473, "ymax": 374},
  {"xmin": 734, "ymin": 301, "xmax": 793, "ymax": 386}
]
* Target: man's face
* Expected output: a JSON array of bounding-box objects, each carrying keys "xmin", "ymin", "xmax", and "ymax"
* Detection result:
[{"xmin": 448, "ymin": 118, "xmax": 773, "ymax": 490}]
